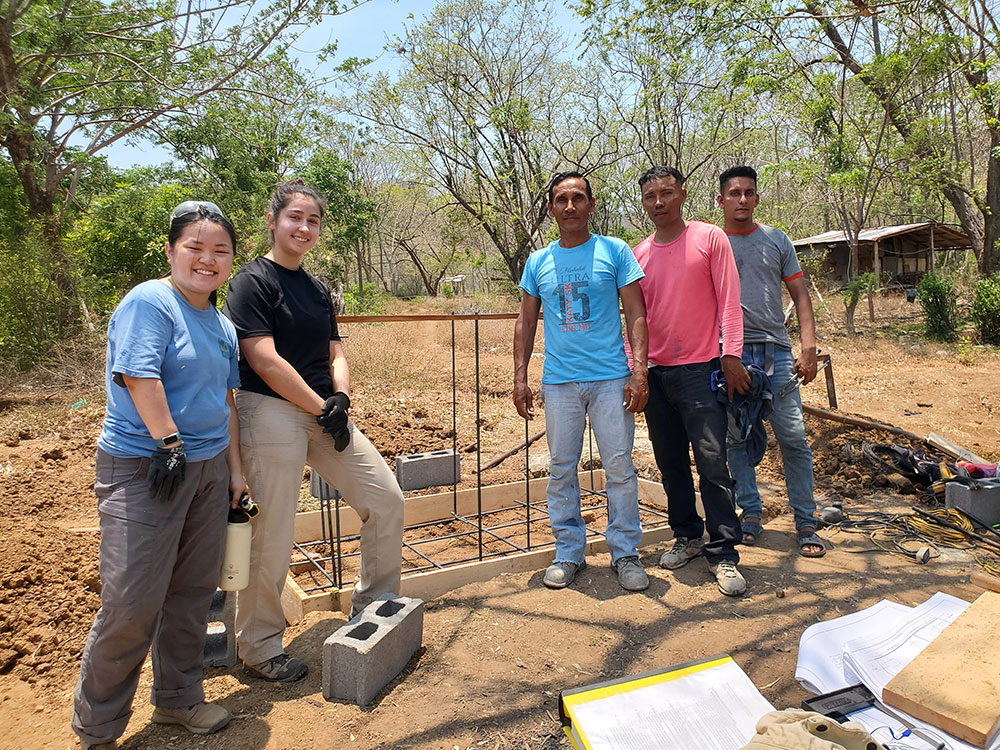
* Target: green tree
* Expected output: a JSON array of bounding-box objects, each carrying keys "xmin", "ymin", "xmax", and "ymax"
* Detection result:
[
  {"xmin": 1, "ymin": 0, "xmax": 359, "ymax": 323},
  {"xmin": 346, "ymin": 0, "xmax": 597, "ymax": 282}
]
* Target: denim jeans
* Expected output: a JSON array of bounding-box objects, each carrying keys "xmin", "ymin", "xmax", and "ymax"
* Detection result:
[
  {"xmin": 541, "ymin": 375, "xmax": 642, "ymax": 565},
  {"xmin": 727, "ymin": 343, "xmax": 816, "ymax": 530},
  {"xmin": 644, "ymin": 361, "xmax": 741, "ymax": 564}
]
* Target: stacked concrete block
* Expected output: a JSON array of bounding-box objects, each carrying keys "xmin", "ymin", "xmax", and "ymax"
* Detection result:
[
  {"xmin": 203, "ymin": 589, "xmax": 237, "ymax": 668},
  {"xmin": 310, "ymin": 470, "xmax": 340, "ymax": 501},
  {"xmin": 395, "ymin": 449, "xmax": 460, "ymax": 491},
  {"xmin": 946, "ymin": 481, "xmax": 1000, "ymax": 526},
  {"xmin": 323, "ymin": 594, "xmax": 424, "ymax": 705}
]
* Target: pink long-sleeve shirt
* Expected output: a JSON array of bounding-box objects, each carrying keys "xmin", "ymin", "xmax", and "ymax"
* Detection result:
[{"xmin": 632, "ymin": 221, "xmax": 744, "ymax": 366}]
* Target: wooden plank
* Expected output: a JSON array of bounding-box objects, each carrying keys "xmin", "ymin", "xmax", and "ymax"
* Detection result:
[
  {"xmin": 298, "ymin": 523, "xmax": 676, "ymax": 616},
  {"xmin": 927, "ymin": 432, "xmax": 990, "ymax": 465},
  {"xmin": 280, "ymin": 572, "xmax": 339, "ymax": 625},
  {"xmin": 883, "ymin": 592, "xmax": 1000, "ymax": 747},
  {"xmin": 971, "ymin": 569, "xmax": 1000, "ymax": 593},
  {"xmin": 293, "ymin": 471, "xmax": 607, "ymax": 544}
]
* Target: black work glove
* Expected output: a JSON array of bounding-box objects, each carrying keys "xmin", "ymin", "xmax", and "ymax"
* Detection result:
[
  {"xmin": 148, "ymin": 444, "xmax": 186, "ymax": 502},
  {"xmin": 317, "ymin": 392, "xmax": 351, "ymax": 452}
]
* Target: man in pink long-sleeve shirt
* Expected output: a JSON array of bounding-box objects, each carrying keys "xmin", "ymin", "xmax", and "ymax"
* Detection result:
[{"xmin": 633, "ymin": 165, "xmax": 750, "ymax": 596}]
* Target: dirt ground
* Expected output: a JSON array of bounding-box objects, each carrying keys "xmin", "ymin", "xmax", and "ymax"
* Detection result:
[{"xmin": 0, "ymin": 294, "xmax": 998, "ymax": 750}]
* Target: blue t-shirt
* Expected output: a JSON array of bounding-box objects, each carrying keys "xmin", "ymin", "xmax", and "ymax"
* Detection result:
[
  {"xmin": 519, "ymin": 234, "xmax": 644, "ymax": 384},
  {"xmin": 99, "ymin": 280, "xmax": 240, "ymax": 461}
]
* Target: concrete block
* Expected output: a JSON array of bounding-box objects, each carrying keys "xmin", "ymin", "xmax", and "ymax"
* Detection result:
[
  {"xmin": 310, "ymin": 471, "xmax": 340, "ymax": 500},
  {"xmin": 946, "ymin": 482, "xmax": 1000, "ymax": 526},
  {"xmin": 203, "ymin": 589, "xmax": 237, "ymax": 668},
  {"xmin": 395, "ymin": 450, "xmax": 460, "ymax": 491},
  {"xmin": 323, "ymin": 594, "xmax": 424, "ymax": 705}
]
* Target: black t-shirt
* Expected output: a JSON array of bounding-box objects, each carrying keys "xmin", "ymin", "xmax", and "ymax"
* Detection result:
[{"xmin": 223, "ymin": 256, "xmax": 341, "ymax": 401}]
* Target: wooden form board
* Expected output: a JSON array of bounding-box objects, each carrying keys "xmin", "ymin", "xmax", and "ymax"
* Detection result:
[
  {"xmin": 282, "ymin": 475, "xmax": 672, "ymax": 622},
  {"xmin": 883, "ymin": 591, "xmax": 1000, "ymax": 748},
  {"xmin": 293, "ymin": 470, "xmax": 607, "ymax": 544}
]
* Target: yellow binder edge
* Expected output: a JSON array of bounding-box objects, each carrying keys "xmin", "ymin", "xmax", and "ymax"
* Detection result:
[{"xmin": 561, "ymin": 654, "xmax": 734, "ymax": 750}]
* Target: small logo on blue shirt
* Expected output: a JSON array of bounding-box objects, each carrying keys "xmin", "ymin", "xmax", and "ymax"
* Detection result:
[{"xmin": 218, "ymin": 338, "xmax": 233, "ymax": 356}]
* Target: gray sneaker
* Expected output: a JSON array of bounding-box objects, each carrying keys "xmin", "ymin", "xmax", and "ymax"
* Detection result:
[
  {"xmin": 709, "ymin": 560, "xmax": 747, "ymax": 596},
  {"xmin": 243, "ymin": 652, "xmax": 308, "ymax": 682},
  {"xmin": 658, "ymin": 536, "xmax": 704, "ymax": 569},
  {"xmin": 613, "ymin": 556, "xmax": 649, "ymax": 591},
  {"xmin": 543, "ymin": 560, "xmax": 586, "ymax": 589}
]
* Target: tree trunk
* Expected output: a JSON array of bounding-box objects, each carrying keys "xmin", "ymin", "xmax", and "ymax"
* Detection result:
[
  {"xmin": 845, "ymin": 300, "xmax": 858, "ymax": 335},
  {"xmin": 982, "ymin": 130, "xmax": 1000, "ymax": 275}
]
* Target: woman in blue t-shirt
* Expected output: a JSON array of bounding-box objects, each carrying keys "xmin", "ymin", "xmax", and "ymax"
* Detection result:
[
  {"xmin": 72, "ymin": 203, "xmax": 244, "ymax": 749},
  {"xmin": 223, "ymin": 179, "xmax": 403, "ymax": 684}
]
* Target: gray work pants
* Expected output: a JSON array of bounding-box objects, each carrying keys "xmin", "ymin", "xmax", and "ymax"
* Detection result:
[
  {"xmin": 234, "ymin": 390, "xmax": 404, "ymax": 665},
  {"xmin": 71, "ymin": 448, "xmax": 230, "ymax": 745}
]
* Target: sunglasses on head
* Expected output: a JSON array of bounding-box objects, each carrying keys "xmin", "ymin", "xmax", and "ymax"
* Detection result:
[{"xmin": 169, "ymin": 201, "xmax": 225, "ymax": 226}]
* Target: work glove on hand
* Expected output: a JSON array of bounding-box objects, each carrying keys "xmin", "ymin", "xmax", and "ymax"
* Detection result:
[
  {"xmin": 148, "ymin": 444, "xmax": 186, "ymax": 502},
  {"xmin": 317, "ymin": 392, "xmax": 351, "ymax": 452}
]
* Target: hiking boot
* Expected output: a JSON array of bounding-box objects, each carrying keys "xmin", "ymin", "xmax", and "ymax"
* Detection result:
[
  {"xmin": 709, "ymin": 560, "xmax": 747, "ymax": 597},
  {"xmin": 543, "ymin": 560, "xmax": 586, "ymax": 589},
  {"xmin": 613, "ymin": 556, "xmax": 649, "ymax": 591},
  {"xmin": 658, "ymin": 537, "xmax": 704, "ymax": 569},
  {"xmin": 243, "ymin": 652, "xmax": 308, "ymax": 683},
  {"xmin": 151, "ymin": 702, "xmax": 230, "ymax": 735}
]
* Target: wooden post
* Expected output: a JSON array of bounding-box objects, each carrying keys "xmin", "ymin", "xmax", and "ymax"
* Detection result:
[
  {"xmin": 870, "ymin": 239, "xmax": 879, "ymax": 322},
  {"xmin": 929, "ymin": 224, "xmax": 936, "ymax": 274}
]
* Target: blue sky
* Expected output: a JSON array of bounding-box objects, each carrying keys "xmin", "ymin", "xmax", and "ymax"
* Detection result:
[{"xmin": 106, "ymin": 0, "xmax": 585, "ymax": 169}]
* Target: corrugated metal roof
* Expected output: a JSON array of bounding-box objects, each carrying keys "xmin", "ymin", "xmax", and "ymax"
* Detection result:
[{"xmin": 793, "ymin": 222, "xmax": 936, "ymax": 245}]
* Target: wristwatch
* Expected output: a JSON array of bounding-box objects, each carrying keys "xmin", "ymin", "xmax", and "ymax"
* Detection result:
[{"xmin": 155, "ymin": 433, "xmax": 182, "ymax": 448}]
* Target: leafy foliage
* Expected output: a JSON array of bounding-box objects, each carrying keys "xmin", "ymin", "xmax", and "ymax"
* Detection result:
[
  {"xmin": 970, "ymin": 274, "xmax": 1000, "ymax": 345},
  {"xmin": 918, "ymin": 272, "xmax": 959, "ymax": 341}
]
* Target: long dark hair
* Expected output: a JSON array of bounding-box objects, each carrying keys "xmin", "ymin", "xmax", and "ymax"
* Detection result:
[{"xmin": 268, "ymin": 178, "xmax": 327, "ymax": 245}]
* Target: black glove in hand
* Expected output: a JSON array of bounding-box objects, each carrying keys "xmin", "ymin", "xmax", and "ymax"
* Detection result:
[
  {"xmin": 317, "ymin": 392, "xmax": 351, "ymax": 452},
  {"xmin": 148, "ymin": 444, "xmax": 186, "ymax": 502}
]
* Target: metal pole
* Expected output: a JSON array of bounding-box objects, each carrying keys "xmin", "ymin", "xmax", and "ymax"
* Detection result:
[
  {"xmin": 525, "ymin": 415, "xmax": 531, "ymax": 549},
  {"xmin": 475, "ymin": 318, "xmax": 483, "ymax": 560},
  {"xmin": 452, "ymin": 316, "xmax": 458, "ymax": 515}
]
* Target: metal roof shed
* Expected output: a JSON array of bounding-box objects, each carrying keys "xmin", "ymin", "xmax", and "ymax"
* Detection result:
[{"xmin": 792, "ymin": 221, "xmax": 972, "ymax": 285}]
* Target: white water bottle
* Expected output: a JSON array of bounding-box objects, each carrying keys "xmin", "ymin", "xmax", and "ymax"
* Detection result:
[{"xmin": 220, "ymin": 507, "xmax": 252, "ymax": 591}]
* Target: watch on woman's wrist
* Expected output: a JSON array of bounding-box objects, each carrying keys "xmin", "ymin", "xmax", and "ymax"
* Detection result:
[{"xmin": 155, "ymin": 433, "xmax": 181, "ymax": 448}]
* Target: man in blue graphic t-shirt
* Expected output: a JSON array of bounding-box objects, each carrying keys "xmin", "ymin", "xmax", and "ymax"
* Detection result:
[{"xmin": 513, "ymin": 171, "xmax": 650, "ymax": 592}]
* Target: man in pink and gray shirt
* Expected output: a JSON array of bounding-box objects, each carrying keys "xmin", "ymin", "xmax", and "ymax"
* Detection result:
[{"xmin": 632, "ymin": 165, "xmax": 750, "ymax": 596}]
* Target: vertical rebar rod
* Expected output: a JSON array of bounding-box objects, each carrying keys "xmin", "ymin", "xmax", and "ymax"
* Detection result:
[
  {"xmin": 334, "ymin": 489, "xmax": 343, "ymax": 589},
  {"xmin": 475, "ymin": 318, "xmax": 483, "ymax": 560},
  {"xmin": 451, "ymin": 316, "xmax": 458, "ymax": 515},
  {"xmin": 525, "ymin": 414, "xmax": 531, "ymax": 549}
]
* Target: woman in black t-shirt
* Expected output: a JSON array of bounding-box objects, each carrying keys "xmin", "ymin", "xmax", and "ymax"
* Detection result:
[{"xmin": 223, "ymin": 179, "xmax": 404, "ymax": 683}]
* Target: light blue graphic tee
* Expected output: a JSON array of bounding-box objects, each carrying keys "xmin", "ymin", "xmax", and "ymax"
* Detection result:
[
  {"xmin": 99, "ymin": 280, "xmax": 240, "ymax": 461},
  {"xmin": 519, "ymin": 234, "xmax": 644, "ymax": 384}
]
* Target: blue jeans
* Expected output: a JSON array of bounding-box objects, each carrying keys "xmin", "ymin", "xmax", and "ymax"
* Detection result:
[
  {"xmin": 644, "ymin": 361, "xmax": 741, "ymax": 564},
  {"xmin": 541, "ymin": 376, "xmax": 642, "ymax": 565},
  {"xmin": 727, "ymin": 343, "xmax": 816, "ymax": 530}
]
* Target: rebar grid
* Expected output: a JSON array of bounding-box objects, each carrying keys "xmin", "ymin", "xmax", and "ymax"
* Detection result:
[{"xmin": 290, "ymin": 313, "xmax": 669, "ymax": 596}]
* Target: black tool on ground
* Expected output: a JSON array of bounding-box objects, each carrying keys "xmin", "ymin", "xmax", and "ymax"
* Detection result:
[
  {"xmin": 801, "ymin": 684, "xmax": 876, "ymax": 722},
  {"xmin": 237, "ymin": 491, "xmax": 259, "ymax": 518}
]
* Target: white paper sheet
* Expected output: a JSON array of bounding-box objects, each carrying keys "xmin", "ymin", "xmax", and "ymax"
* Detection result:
[
  {"xmin": 794, "ymin": 598, "xmax": 911, "ymax": 694},
  {"xmin": 795, "ymin": 592, "xmax": 998, "ymax": 750},
  {"xmin": 568, "ymin": 659, "xmax": 775, "ymax": 750}
]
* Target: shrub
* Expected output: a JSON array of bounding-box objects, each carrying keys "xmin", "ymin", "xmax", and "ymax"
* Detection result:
[
  {"xmin": 971, "ymin": 273, "xmax": 1000, "ymax": 345},
  {"xmin": 842, "ymin": 272, "xmax": 875, "ymax": 335},
  {"xmin": 917, "ymin": 272, "xmax": 958, "ymax": 340}
]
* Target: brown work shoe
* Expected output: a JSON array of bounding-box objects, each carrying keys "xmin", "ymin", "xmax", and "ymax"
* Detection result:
[{"xmin": 151, "ymin": 701, "xmax": 230, "ymax": 735}]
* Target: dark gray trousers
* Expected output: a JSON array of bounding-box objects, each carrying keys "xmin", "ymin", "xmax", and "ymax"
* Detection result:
[
  {"xmin": 644, "ymin": 361, "xmax": 741, "ymax": 564},
  {"xmin": 72, "ymin": 448, "xmax": 230, "ymax": 745}
]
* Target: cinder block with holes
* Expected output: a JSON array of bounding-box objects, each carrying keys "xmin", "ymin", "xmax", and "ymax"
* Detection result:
[
  {"xmin": 946, "ymin": 482, "xmax": 1000, "ymax": 526},
  {"xmin": 322, "ymin": 594, "xmax": 424, "ymax": 705},
  {"xmin": 394, "ymin": 450, "xmax": 460, "ymax": 491},
  {"xmin": 203, "ymin": 589, "xmax": 237, "ymax": 668}
]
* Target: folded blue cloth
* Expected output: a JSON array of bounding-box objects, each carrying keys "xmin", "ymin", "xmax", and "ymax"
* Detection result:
[{"xmin": 713, "ymin": 364, "xmax": 772, "ymax": 466}]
